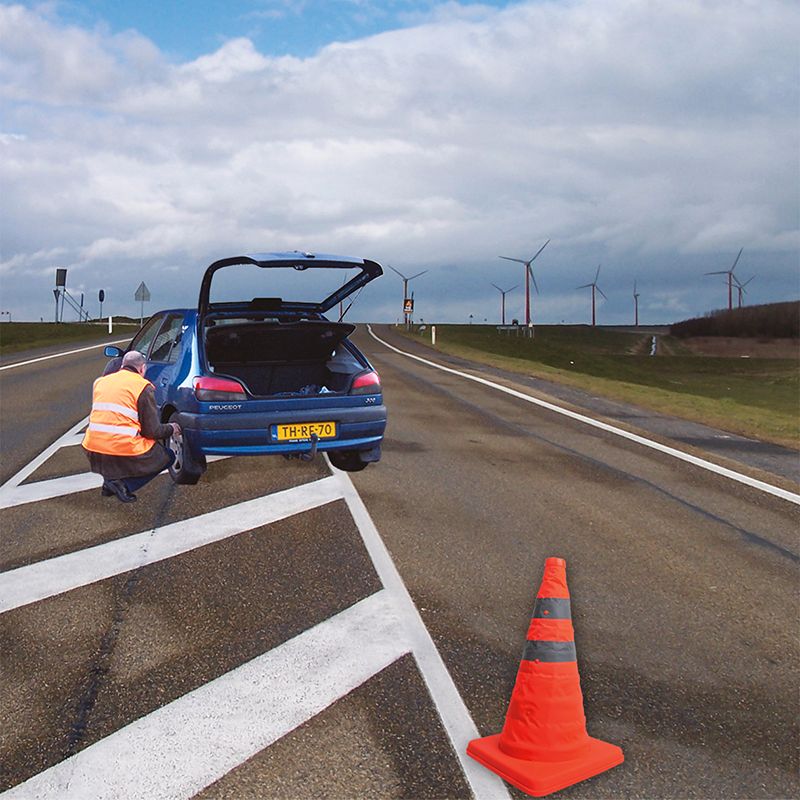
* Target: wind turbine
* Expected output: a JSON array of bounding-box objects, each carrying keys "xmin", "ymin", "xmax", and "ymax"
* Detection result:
[
  {"xmin": 734, "ymin": 274, "xmax": 754, "ymax": 308},
  {"xmin": 633, "ymin": 279, "xmax": 640, "ymax": 327},
  {"xmin": 705, "ymin": 247, "xmax": 743, "ymax": 311},
  {"xmin": 498, "ymin": 239, "xmax": 550, "ymax": 326},
  {"xmin": 388, "ymin": 265, "xmax": 427, "ymax": 328},
  {"xmin": 491, "ymin": 283, "xmax": 517, "ymax": 326},
  {"xmin": 577, "ymin": 265, "xmax": 607, "ymax": 326}
]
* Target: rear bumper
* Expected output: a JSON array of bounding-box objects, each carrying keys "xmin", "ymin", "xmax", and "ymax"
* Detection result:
[{"xmin": 174, "ymin": 405, "xmax": 386, "ymax": 458}]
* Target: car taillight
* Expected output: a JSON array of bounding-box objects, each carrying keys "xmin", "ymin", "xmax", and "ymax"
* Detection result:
[
  {"xmin": 350, "ymin": 370, "xmax": 381, "ymax": 395},
  {"xmin": 193, "ymin": 375, "xmax": 247, "ymax": 401}
]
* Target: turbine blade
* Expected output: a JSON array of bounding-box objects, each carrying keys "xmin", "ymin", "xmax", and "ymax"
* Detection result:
[
  {"xmin": 408, "ymin": 270, "xmax": 428, "ymax": 280},
  {"xmin": 491, "ymin": 283, "xmax": 503, "ymax": 292},
  {"xmin": 594, "ymin": 264, "xmax": 601, "ymax": 282},
  {"xmin": 388, "ymin": 265, "xmax": 405, "ymax": 278},
  {"xmin": 576, "ymin": 283, "xmax": 592, "ymax": 289},
  {"xmin": 597, "ymin": 286, "xmax": 608, "ymax": 300},
  {"xmin": 499, "ymin": 256, "xmax": 525, "ymax": 264},
  {"xmin": 730, "ymin": 247, "xmax": 743, "ymax": 272},
  {"xmin": 529, "ymin": 267, "xmax": 540, "ymax": 294},
  {"xmin": 530, "ymin": 239, "xmax": 550, "ymax": 263},
  {"xmin": 704, "ymin": 269, "xmax": 728, "ymax": 275}
]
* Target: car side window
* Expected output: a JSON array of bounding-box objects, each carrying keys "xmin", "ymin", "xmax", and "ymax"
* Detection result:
[
  {"xmin": 129, "ymin": 315, "xmax": 164, "ymax": 358},
  {"xmin": 149, "ymin": 314, "xmax": 185, "ymax": 363}
]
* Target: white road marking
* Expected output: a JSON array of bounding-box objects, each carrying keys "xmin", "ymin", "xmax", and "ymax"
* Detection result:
[
  {"xmin": 0, "ymin": 417, "xmax": 89, "ymax": 492},
  {"xmin": 0, "ymin": 476, "xmax": 343, "ymax": 613},
  {"xmin": 330, "ymin": 463, "xmax": 510, "ymax": 800},
  {"xmin": 1, "ymin": 591, "xmax": 411, "ymax": 800},
  {"xmin": 368, "ymin": 326, "xmax": 800, "ymax": 506},
  {"xmin": 2, "ymin": 421, "xmax": 508, "ymax": 799},
  {"xmin": 0, "ymin": 472, "xmax": 103, "ymax": 509},
  {"xmin": 0, "ymin": 338, "xmax": 131, "ymax": 371}
]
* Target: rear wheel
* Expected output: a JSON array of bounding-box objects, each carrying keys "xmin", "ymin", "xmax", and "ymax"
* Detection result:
[
  {"xmin": 167, "ymin": 414, "xmax": 204, "ymax": 485},
  {"xmin": 328, "ymin": 450, "xmax": 368, "ymax": 472}
]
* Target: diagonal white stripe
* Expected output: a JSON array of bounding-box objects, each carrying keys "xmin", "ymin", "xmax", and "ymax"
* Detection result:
[
  {"xmin": 329, "ymin": 463, "xmax": 511, "ymax": 800},
  {"xmin": 0, "ymin": 472, "xmax": 103, "ymax": 509},
  {"xmin": 0, "ymin": 591, "xmax": 410, "ymax": 800},
  {"xmin": 0, "ymin": 477, "xmax": 343, "ymax": 614},
  {"xmin": 0, "ymin": 417, "xmax": 89, "ymax": 491}
]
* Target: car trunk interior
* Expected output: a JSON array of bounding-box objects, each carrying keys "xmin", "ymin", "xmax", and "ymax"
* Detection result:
[{"xmin": 204, "ymin": 318, "xmax": 363, "ymax": 396}]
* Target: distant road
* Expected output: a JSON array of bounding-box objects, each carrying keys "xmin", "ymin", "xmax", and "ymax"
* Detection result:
[{"xmin": 0, "ymin": 338, "xmax": 130, "ymax": 483}]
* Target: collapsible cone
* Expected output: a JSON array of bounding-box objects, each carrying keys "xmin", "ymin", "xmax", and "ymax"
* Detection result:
[{"xmin": 467, "ymin": 557, "xmax": 623, "ymax": 797}]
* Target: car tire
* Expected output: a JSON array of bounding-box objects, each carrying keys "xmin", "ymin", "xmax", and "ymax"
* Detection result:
[
  {"xmin": 167, "ymin": 414, "xmax": 204, "ymax": 485},
  {"xmin": 328, "ymin": 450, "xmax": 368, "ymax": 472}
]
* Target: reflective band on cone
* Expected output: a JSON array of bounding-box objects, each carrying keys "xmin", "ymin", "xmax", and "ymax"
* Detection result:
[{"xmin": 467, "ymin": 557, "xmax": 624, "ymax": 797}]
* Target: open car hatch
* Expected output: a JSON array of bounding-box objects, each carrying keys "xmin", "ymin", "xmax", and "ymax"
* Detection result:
[{"xmin": 198, "ymin": 251, "xmax": 383, "ymax": 318}]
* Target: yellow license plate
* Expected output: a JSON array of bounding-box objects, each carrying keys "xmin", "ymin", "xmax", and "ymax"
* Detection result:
[{"xmin": 275, "ymin": 421, "xmax": 337, "ymax": 441}]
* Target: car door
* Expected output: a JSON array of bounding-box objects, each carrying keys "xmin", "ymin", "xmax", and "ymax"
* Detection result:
[{"xmin": 144, "ymin": 313, "xmax": 186, "ymax": 407}]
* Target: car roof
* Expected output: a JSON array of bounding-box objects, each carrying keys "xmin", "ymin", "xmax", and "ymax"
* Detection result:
[{"xmin": 198, "ymin": 251, "xmax": 383, "ymax": 317}]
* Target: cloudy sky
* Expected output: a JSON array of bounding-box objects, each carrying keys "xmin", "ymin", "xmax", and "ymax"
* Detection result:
[{"xmin": 1, "ymin": 0, "xmax": 798, "ymax": 325}]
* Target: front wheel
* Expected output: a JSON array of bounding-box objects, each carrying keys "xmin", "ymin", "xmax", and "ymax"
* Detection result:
[
  {"xmin": 328, "ymin": 450, "xmax": 369, "ymax": 472},
  {"xmin": 167, "ymin": 415, "xmax": 204, "ymax": 485}
]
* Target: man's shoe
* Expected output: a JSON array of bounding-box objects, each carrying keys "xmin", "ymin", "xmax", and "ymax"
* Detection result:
[
  {"xmin": 101, "ymin": 482, "xmax": 114, "ymax": 497},
  {"xmin": 104, "ymin": 479, "xmax": 137, "ymax": 503}
]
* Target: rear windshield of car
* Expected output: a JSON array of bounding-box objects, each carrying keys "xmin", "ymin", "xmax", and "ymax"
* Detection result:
[{"xmin": 208, "ymin": 263, "xmax": 362, "ymax": 308}]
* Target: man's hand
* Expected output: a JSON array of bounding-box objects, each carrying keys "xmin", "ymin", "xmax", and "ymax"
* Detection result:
[{"xmin": 170, "ymin": 422, "xmax": 182, "ymax": 436}]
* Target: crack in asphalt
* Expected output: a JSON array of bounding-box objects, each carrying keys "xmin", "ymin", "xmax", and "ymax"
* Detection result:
[{"xmin": 63, "ymin": 483, "xmax": 177, "ymax": 761}]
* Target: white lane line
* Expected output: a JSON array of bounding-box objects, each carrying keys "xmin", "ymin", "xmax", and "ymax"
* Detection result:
[
  {"xmin": 0, "ymin": 591, "xmax": 410, "ymax": 800},
  {"xmin": 0, "ymin": 476, "xmax": 343, "ymax": 614},
  {"xmin": 330, "ymin": 463, "xmax": 511, "ymax": 800},
  {"xmin": 0, "ymin": 339, "xmax": 131, "ymax": 371},
  {"xmin": 368, "ymin": 326, "xmax": 800, "ymax": 506}
]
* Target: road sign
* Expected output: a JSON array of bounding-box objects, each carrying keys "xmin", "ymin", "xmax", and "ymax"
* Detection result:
[
  {"xmin": 134, "ymin": 282, "xmax": 151, "ymax": 302},
  {"xmin": 403, "ymin": 298, "xmax": 414, "ymax": 314},
  {"xmin": 99, "ymin": 289, "xmax": 105, "ymax": 303}
]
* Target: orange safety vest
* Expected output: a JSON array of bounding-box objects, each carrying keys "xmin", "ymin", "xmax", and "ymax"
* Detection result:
[{"xmin": 82, "ymin": 369, "xmax": 157, "ymax": 457}]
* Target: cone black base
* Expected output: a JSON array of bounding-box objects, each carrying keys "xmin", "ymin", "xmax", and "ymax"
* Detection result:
[{"xmin": 467, "ymin": 734, "xmax": 624, "ymax": 798}]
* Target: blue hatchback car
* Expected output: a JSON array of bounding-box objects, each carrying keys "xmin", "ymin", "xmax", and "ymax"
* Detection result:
[{"xmin": 105, "ymin": 252, "xmax": 387, "ymax": 483}]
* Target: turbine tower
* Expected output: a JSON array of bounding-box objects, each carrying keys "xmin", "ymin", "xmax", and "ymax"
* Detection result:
[
  {"xmin": 498, "ymin": 239, "xmax": 549, "ymax": 326},
  {"xmin": 491, "ymin": 283, "xmax": 517, "ymax": 326},
  {"xmin": 705, "ymin": 247, "xmax": 743, "ymax": 311},
  {"xmin": 577, "ymin": 265, "xmax": 606, "ymax": 327},
  {"xmin": 388, "ymin": 265, "xmax": 427, "ymax": 328},
  {"xmin": 633, "ymin": 279, "xmax": 640, "ymax": 327},
  {"xmin": 734, "ymin": 274, "xmax": 754, "ymax": 308}
]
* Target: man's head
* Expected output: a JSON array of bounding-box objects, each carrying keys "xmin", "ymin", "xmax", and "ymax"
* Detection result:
[{"xmin": 121, "ymin": 350, "xmax": 147, "ymax": 375}]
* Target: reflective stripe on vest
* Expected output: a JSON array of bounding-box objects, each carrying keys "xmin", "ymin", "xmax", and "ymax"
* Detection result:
[
  {"xmin": 91, "ymin": 402, "xmax": 139, "ymax": 422},
  {"xmin": 81, "ymin": 369, "xmax": 155, "ymax": 457}
]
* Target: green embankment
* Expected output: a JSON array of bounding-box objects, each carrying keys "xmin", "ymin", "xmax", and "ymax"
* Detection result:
[
  {"xmin": 0, "ymin": 322, "xmax": 138, "ymax": 356},
  {"xmin": 399, "ymin": 324, "xmax": 800, "ymax": 449}
]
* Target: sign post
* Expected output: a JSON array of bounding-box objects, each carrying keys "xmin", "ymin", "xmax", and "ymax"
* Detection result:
[{"xmin": 134, "ymin": 282, "xmax": 151, "ymax": 325}]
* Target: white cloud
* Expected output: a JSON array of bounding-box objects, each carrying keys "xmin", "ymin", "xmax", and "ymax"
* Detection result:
[{"xmin": 0, "ymin": 0, "xmax": 797, "ymax": 323}]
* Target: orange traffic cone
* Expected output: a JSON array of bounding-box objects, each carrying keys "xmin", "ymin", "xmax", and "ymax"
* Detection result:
[{"xmin": 467, "ymin": 557, "xmax": 623, "ymax": 797}]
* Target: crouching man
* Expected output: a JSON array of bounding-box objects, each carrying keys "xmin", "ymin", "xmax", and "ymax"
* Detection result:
[{"xmin": 82, "ymin": 350, "xmax": 180, "ymax": 503}]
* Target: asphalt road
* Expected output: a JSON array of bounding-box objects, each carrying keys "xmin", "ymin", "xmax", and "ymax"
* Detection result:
[{"xmin": 1, "ymin": 325, "xmax": 798, "ymax": 799}]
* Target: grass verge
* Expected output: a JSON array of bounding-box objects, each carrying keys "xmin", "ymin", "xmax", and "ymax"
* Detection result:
[
  {"xmin": 397, "ymin": 325, "xmax": 799, "ymax": 449},
  {"xmin": 0, "ymin": 322, "xmax": 138, "ymax": 357}
]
